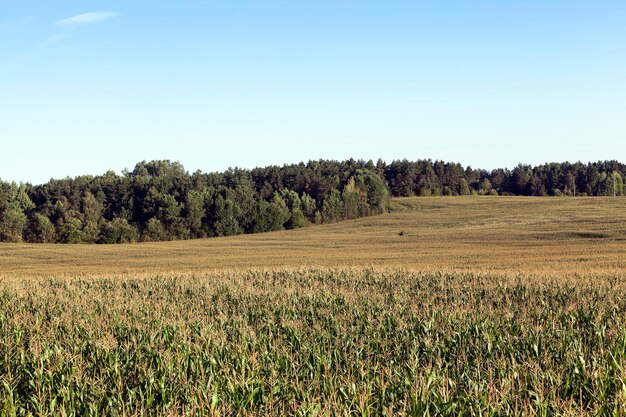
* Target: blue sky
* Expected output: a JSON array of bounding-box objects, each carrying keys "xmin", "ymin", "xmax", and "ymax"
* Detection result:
[{"xmin": 2, "ymin": 1, "xmax": 625, "ymax": 184}]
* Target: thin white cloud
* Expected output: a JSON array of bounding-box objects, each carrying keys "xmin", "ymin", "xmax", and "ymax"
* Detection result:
[{"xmin": 55, "ymin": 12, "xmax": 118, "ymax": 27}]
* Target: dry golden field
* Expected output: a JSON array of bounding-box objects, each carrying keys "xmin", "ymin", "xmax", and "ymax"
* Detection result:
[{"xmin": 1, "ymin": 196, "xmax": 625, "ymax": 278}]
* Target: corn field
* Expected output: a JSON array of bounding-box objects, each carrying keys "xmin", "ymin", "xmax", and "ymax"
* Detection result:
[{"xmin": 2, "ymin": 269, "xmax": 626, "ymax": 416}]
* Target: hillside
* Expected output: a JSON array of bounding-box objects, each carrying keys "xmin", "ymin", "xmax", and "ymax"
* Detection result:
[{"xmin": 2, "ymin": 196, "xmax": 625, "ymax": 278}]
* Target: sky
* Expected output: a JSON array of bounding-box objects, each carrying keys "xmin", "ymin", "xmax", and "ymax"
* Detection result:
[{"xmin": 1, "ymin": 1, "xmax": 626, "ymax": 184}]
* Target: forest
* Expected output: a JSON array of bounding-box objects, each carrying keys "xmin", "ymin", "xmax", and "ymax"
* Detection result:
[{"xmin": 0, "ymin": 159, "xmax": 624, "ymax": 243}]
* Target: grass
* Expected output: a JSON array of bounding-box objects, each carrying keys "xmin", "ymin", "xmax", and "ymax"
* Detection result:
[
  {"xmin": 2, "ymin": 197, "xmax": 626, "ymax": 415},
  {"xmin": 1, "ymin": 196, "xmax": 626, "ymax": 278}
]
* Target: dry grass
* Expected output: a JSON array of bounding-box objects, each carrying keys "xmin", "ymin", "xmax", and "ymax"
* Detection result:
[{"xmin": 1, "ymin": 196, "xmax": 625, "ymax": 278}]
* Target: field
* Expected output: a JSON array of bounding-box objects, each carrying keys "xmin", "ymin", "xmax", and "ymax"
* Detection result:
[
  {"xmin": 2, "ymin": 197, "xmax": 626, "ymax": 278},
  {"xmin": 2, "ymin": 197, "xmax": 626, "ymax": 415}
]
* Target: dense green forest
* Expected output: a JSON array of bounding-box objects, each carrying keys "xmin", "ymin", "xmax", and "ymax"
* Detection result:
[
  {"xmin": 0, "ymin": 159, "xmax": 624, "ymax": 243},
  {"xmin": 383, "ymin": 159, "xmax": 625, "ymax": 197},
  {"xmin": 0, "ymin": 160, "xmax": 388, "ymax": 243}
]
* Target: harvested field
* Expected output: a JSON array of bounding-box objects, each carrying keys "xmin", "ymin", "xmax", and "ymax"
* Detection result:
[{"xmin": 1, "ymin": 197, "xmax": 625, "ymax": 278}]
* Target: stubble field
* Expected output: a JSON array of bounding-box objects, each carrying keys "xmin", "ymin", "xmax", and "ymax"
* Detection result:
[
  {"xmin": 2, "ymin": 196, "xmax": 626, "ymax": 278},
  {"xmin": 1, "ymin": 197, "xmax": 626, "ymax": 415}
]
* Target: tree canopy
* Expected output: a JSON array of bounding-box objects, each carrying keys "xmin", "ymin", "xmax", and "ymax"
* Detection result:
[{"xmin": 1, "ymin": 159, "xmax": 389, "ymax": 243}]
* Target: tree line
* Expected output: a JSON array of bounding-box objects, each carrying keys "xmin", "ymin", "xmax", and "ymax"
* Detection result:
[
  {"xmin": 0, "ymin": 159, "xmax": 623, "ymax": 244},
  {"xmin": 0, "ymin": 160, "xmax": 388, "ymax": 243},
  {"xmin": 382, "ymin": 159, "xmax": 625, "ymax": 197}
]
